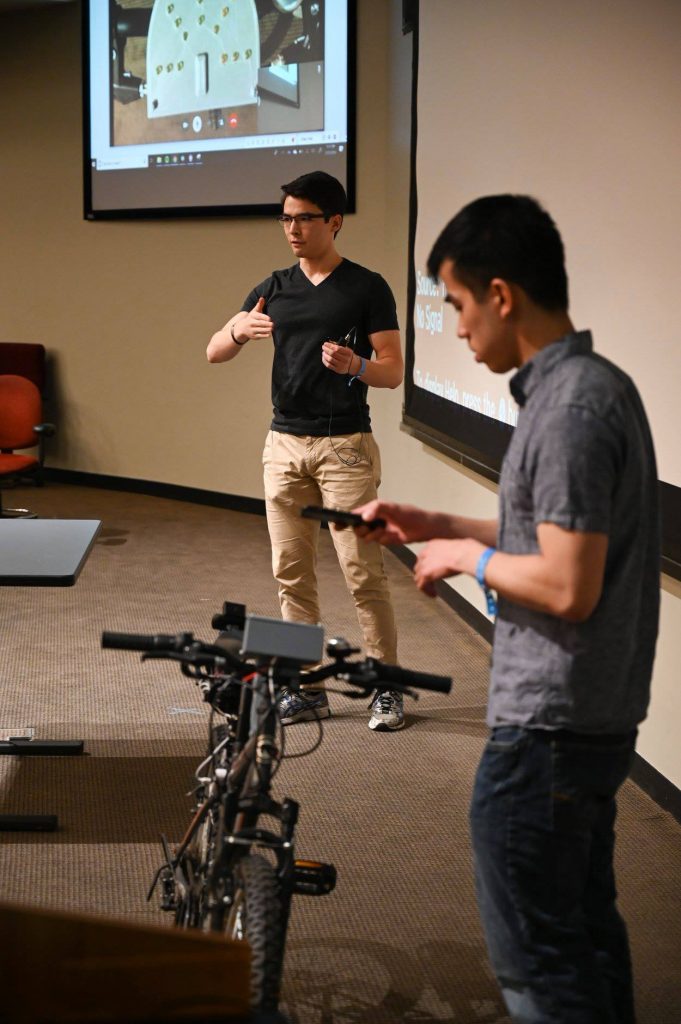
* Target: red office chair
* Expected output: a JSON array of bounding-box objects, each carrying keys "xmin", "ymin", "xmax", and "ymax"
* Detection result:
[
  {"xmin": 0, "ymin": 374, "xmax": 55, "ymax": 518},
  {"xmin": 0, "ymin": 342, "xmax": 47, "ymax": 396}
]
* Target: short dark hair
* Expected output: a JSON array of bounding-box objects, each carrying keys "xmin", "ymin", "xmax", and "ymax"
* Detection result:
[
  {"xmin": 280, "ymin": 171, "xmax": 347, "ymax": 219},
  {"xmin": 427, "ymin": 194, "xmax": 569, "ymax": 311}
]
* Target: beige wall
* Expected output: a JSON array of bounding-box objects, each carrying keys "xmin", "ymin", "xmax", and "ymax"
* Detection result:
[
  {"xmin": 0, "ymin": 1, "xmax": 407, "ymax": 497},
  {"xmin": 2, "ymin": 0, "xmax": 680, "ymax": 791}
]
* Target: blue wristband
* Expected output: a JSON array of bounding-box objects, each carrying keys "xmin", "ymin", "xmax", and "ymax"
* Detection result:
[
  {"xmin": 475, "ymin": 547, "xmax": 497, "ymax": 617},
  {"xmin": 348, "ymin": 356, "xmax": 367, "ymax": 385}
]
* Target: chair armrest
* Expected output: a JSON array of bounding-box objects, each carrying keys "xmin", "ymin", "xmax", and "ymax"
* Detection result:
[{"xmin": 33, "ymin": 422, "xmax": 56, "ymax": 470}]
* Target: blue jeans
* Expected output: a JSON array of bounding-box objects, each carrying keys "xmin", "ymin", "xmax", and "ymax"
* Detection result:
[{"xmin": 469, "ymin": 726, "xmax": 637, "ymax": 1024}]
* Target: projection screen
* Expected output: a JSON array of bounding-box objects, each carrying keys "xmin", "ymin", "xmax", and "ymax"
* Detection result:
[
  {"xmin": 83, "ymin": 0, "xmax": 355, "ymax": 218},
  {"xmin": 403, "ymin": 0, "xmax": 681, "ymax": 574}
]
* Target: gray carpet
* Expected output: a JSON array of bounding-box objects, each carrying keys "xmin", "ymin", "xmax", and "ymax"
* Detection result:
[{"xmin": 1, "ymin": 483, "xmax": 680, "ymax": 1023}]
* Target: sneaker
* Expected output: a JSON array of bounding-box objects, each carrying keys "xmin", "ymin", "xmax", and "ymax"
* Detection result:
[
  {"xmin": 368, "ymin": 690, "xmax": 405, "ymax": 731},
  {"xmin": 278, "ymin": 688, "xmax": 330, "ymax": 726}
]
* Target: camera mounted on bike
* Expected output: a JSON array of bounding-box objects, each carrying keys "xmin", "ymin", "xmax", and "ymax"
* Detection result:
[
  {"xmin": 241, "ymin": 616, "xmax": 324, "ymax": 666},
  {"xmin": 211, "ymin": 600, "xmax": 247, "ymax": 632}
]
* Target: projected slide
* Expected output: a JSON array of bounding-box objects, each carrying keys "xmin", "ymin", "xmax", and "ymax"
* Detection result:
[
  {"xmin": 84, "ymin": 0, "xmax": 353, "ymax": 216},
  {"xmin": 412, "ymin": 266, "xmax": 519, "ymax": 429}
]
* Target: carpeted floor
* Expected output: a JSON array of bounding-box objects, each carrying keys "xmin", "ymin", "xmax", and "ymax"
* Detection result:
[{"xmin": 1, "ymin": 483, "xmax": 680, "ymax": 1023}]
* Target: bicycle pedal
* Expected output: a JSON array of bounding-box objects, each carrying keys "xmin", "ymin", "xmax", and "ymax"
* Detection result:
[
  {"xmin": 159, "ymin": 867, "xmax": 177, "ymax": 912},
  {"xmin": 293, "ymin": 859, "xmax": 337, "ymax": 896}
]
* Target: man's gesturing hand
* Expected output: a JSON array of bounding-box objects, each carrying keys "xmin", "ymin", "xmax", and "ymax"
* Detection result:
[
  {"xmin": 234, "ymin": 297, "xmax": 274, "ymax": 342},
  {"xmin": 413, "ymin": 538, "xmax": 485, "ymax": 597}
]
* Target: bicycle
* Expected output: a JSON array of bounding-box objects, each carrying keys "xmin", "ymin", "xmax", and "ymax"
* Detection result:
[{"xmin": 102, "ymin": 603, "xmax": 452, "ymax": 1016}]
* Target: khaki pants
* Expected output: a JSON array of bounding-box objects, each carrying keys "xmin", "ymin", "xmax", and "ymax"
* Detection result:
[{"xmin": 262, "ymin": 430, "xmax": 397, "ymax": 665}]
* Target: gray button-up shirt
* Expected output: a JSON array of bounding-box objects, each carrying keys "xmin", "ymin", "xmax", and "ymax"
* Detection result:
[{"xmin": 488, "ymin": 330, "xmax": 660, "ymax": 733}]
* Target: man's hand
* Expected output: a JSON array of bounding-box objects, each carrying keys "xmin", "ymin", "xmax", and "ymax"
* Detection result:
[
  {"xmin": 207, "ymin": 297, "xmax": 274, "ymax": 363},
  {"xmin": 414, "ymin": 538, "xmax": 486, "ymax": 597},
  {"xmin": 233, "ymin": 297, "xmax": 274, "ymax": 343},
  {"xmin": 321, "ymin": 341, "xmax": 356, "ymax": 375},
  {"xmin": 353, "ymin": 500, "xmax": 438, "ymax": 545},
  {"xmin": 321, "ymin": 330, "xmax": 403, "ymax": 387}
]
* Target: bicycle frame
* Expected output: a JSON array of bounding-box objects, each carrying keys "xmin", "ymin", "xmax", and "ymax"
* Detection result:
[
  {"xmin": 150, "ymin": 661, "xmax": 313, "ymax": 931},
  {"xmin": 103, "ymin": 611, "xmax": 451, "ymax": 1012},
  {"xmin": 206, "ymin": 667, "xmax": 300, "ymax": 926}
]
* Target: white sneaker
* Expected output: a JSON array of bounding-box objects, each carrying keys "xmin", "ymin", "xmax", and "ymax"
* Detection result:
[{"xmin": 368, "ymin": 690, "xmax": 405, "ymax": 731}]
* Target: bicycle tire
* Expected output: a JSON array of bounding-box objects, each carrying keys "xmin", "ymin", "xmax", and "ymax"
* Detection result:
[
  {"xmin": 174, "ymin": 792, "xmax": 216, "ymax": 929},
  {"xmin": 171, "ymin": 798, "xmax": 226, "ymax": 931},
  {"xmin": 223, "ymin": 853, "xmax": 287, "ymax": 1012},
  {"xmin": 173, "ymin": 722, "xmax": 232, "ymax": 930}
]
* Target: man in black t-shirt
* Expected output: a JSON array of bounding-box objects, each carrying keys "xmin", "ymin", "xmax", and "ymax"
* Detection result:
[{"xmin": 207, "ymin": 172, "xmax": 405, "ymax": 730}]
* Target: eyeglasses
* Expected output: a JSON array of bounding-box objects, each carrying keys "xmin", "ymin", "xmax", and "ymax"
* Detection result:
[{"xmin": 276, "ymin": 213, "xmax": 328, "ymax": 227}]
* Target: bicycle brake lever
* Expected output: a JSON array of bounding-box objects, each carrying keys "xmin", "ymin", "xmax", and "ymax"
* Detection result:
[
  {"xmin": 142, "ymin": 650, "xmax": 229, "ymax": 671},
  {"xmin": 335, "ymin": 684, "xmax": 374, "ymax": 700},
  {"xmin": 141, "ymin": 651, "xmax": 188, "ymax": 663},
  {"xmin": 334, "ymin": 672, "xmax": 420, "ymax": 702}
]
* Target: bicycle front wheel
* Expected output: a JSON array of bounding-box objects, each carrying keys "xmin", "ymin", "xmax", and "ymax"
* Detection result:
[{"xmin": 223, "ymin": 853, "xmax": 287, "ymax": 1013}]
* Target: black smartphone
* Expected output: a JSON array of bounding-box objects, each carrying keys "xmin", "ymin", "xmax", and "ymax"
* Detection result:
[
  {"xmin": 321, "ymin": 335, "xmax": 349, "ymax": 347},
  {"xmin": 301, "ymin": 505, "xmax": 386, "ymax": 530}
]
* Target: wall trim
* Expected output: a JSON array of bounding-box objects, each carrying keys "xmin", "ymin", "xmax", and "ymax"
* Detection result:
[
  {"xmin": 629, "ymin": 755, "xmax": 681, "ymax": 824},
  {"xmin": 45, "ymin": 467, "xmax": 681, "ymax": 823},
  {"xmin": 45, "ymin": 468, "xmax": 266, "ymax": 517},
  {"xmin": 389, "ymin": 543, "xmax": 494, "ymax": 644}
]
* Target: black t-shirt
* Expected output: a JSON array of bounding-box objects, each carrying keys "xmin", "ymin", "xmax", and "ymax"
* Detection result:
[{"xmin": 242, "ymin": 258, "xmax": 399, "ymax": 436}]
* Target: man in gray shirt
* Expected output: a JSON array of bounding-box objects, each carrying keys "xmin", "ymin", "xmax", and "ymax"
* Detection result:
[{"xmin": 357, "ymin": 195, "xmax": 660, "ymax": 1023}]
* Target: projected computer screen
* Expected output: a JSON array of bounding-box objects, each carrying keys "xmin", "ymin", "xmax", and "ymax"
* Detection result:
[
  {"xmin": 404, "ymin": 0, "xmax": 681, "ymax": 569},
  {"xmin": 83, "ymin": 0, "xmax": 355, "ymax": 218}
]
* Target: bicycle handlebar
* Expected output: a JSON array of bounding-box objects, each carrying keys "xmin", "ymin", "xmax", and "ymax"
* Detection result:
[
  {"xmin": 362, "ymin": 658, "xmax": 451, "ymax": 694},
  {"xmin": 101, "ymin": 631, "xmax": 190, "ymax": 652},
  {"xmin": 101, "ymin": 631, "xmax": 451, "ymax": 695}
]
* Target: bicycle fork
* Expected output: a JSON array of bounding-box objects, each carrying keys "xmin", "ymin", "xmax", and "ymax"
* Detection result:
[{"xmin": 230, "ymin": 670, "xmax": 337, "ymax": 899}]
